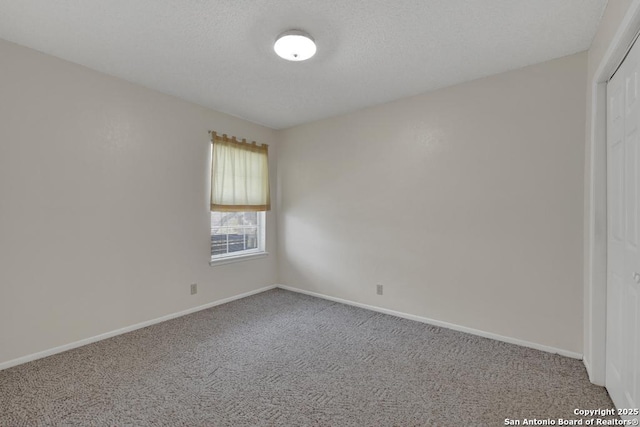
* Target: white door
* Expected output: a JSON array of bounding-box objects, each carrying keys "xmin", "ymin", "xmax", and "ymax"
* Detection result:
[{"xmin": 606, "ymin": 35, "xmax": 640, "ymax": 422}]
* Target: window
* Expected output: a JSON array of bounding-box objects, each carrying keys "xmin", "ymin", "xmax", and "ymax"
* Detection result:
[
  {"xmin": 209, "ymin": 131, "xmax": 270, "ymax": 263},
  {"xmin": 211, "ymin": 211, "xmax": 265, "ymax": 259}
]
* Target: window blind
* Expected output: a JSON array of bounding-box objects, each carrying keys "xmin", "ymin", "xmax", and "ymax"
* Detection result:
[{"xmin": 210, "ymin": 132, "xmax": 270, "ymax": 212}]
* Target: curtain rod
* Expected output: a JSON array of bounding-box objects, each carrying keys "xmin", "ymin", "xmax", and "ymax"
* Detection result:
[{"xmin": 209, "ymin": 130, "xmax": 269, "ymax": 148}]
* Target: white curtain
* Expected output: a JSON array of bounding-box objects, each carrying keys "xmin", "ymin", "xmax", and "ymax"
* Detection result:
[{"xmin": 210, "ymin": 134, "xmax": 270, "ymax": 212}]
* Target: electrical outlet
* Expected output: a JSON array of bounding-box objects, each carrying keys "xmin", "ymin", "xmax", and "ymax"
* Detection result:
[
  {"xmin": 376, "ymin": 284, "xmax": 383, "ymax": 295},
  {"xmin": 190, "ymin": 283, "xmax": 198, "ymax": 295}
]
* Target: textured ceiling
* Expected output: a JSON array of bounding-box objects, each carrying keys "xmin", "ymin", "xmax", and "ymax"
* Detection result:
[{"xmin": 0, "ymin": 0, "xmax": 607, "ymax": 129}]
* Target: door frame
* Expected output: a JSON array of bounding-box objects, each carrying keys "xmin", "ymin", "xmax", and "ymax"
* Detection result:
[{"xmin": 586, "ymin": 0, "xmax": 640, "ymax": 385}]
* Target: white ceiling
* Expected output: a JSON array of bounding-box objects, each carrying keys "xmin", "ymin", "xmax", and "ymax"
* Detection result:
[{"xmin": 0, "ymin": 1, "xmax": 607, "ymax": 129}]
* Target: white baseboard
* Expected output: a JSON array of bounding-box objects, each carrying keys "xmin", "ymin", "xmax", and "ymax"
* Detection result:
[
  {"xmin": 276, "ymin": 284, "xmax": 583, "ymax": 360},
  {"xmin": 0, "ymin": 285, "xmax": 277, "ymax": 371},
  {"xmin": 1, "ymin": 283, "xmax": 582, "ymax": 371},
  {"xmin": 583, "ymin": 357, "xmax": 598, "ymax": 384}
]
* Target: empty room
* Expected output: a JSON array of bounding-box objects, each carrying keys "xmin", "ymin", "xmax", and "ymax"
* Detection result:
[{"xmin": 1, "ymin": 0, "xmax": 639, "ymax": 425}]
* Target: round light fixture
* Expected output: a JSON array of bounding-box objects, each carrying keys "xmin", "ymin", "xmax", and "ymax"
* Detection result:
[{"xmin": 274, "ymin": 30, "xmax": 316, "ymax": 61}]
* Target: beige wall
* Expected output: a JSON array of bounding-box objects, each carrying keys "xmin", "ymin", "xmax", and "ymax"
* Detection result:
[
  {"xmin": 583, "ymin": 0, "xmax": 635, "ymax": 382},
  {"xmin": 0, "ymin": 38, "xmax": 278, "ymax": 365},
  {"xmin": 0, "ymin": 30, "xmax": 595, "ymax": 366},
  {"xmin": 278, "ymin": 52, "xmax": 587, "ymax": 354}
]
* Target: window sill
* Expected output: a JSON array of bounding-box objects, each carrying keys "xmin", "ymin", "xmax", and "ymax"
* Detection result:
[{"xmin": 209, "ymin": 252, "xmax": 268, "ymax": 267}]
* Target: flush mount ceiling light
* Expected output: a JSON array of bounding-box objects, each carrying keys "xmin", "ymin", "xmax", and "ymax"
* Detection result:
[{"xmin": 274, "ymin": 30, "xmax": 316, "ymax": 61}]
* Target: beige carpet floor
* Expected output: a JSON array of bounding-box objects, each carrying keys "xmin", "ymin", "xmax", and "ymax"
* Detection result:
[{"xmin": 0, "ymin": 288, "xmax": 616, "ymax": 426}]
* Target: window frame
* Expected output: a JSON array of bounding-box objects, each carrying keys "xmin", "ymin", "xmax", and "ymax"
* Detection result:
[{"xmin": 209, "ymin": 211, "xmax": 267, "ymax": 266}]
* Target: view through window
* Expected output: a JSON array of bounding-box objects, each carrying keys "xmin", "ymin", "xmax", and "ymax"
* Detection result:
[{"xmin": 211, "ymin": 211, "xmax": 264, "ymax": 258}]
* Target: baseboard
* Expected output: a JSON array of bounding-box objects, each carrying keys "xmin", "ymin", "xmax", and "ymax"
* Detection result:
[
  {"xmin": 276, "ymin": 284, "xmax": 583, "ymax": 360},
  {"xmin": 2, "ymin": 283, "xmax": 582, "ymax": 371},
  {"xmin": 583, "ymin": 357, "xmax": 596, "ymax": 383},
  {"xmin": 0, "ymin": 285, "xmax": 277, "ymax": 371}
]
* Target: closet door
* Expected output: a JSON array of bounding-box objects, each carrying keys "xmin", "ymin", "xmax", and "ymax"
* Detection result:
[{"xmin": 606, "ymin": 35, "xmax": 640, "ymax": 422}]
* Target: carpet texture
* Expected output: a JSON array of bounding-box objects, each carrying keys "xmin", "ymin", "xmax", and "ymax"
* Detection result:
[{"xmin": 0, "ymin": 289, "xmax": 616, "ymax": 426}]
